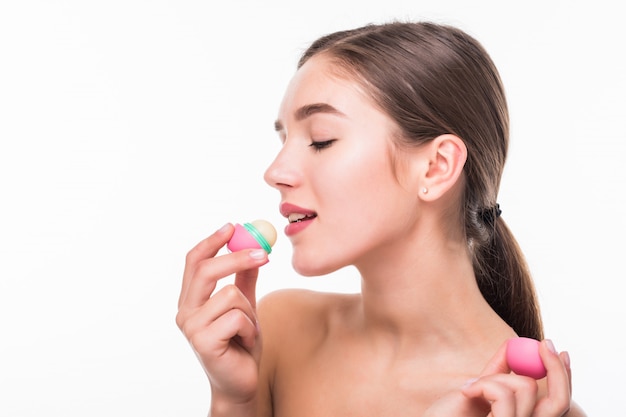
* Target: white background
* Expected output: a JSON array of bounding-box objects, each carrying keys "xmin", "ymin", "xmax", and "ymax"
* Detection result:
[{"xmin": 1, "ymin": 0, "xmax": 623, "ymax": 415}]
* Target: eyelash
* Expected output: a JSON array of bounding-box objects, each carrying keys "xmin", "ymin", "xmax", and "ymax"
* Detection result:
[{"xmin": 309, "ymin": 139, "xmax": 336, "ymax": 152}]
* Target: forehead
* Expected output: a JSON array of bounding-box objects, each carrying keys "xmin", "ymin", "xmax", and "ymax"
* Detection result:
[{"xmin": 277, "ymin": 55, "xmax": 371, "ymax": 121}]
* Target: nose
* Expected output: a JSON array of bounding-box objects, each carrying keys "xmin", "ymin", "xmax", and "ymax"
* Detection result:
[{"xmin": 264, "ymin": 144, "xmax": 301, "ymax": 190}]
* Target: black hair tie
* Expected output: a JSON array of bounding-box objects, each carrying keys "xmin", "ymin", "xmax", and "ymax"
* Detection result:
[{"xmin": 480, "ymin": 204, "xmax": 502, "ymax": 225}]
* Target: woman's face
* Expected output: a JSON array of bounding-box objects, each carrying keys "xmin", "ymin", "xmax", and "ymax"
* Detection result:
[{"xmin": 265, "ymin": 55, "xmax": 423, "ymax": 276}]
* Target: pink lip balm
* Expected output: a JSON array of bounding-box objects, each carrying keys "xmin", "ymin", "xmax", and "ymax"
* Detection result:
[
  {"xmin": 506, "ymin": 337, "xmax": 547, "ymax": 379},
  {"xmin": 227, "ymin": 220, "xmax": 277, "ymax": 254}
]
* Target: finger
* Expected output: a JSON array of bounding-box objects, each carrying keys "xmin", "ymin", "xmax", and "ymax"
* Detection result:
[
  {"xmin": 183, "ymin": 249, "xmax": 268, "ymax": 310},
  {"xmin": 542, "ymin": 340, "xmax": 570, "ymax": 398},
  {"xmin": 463, "ymin": 374, "xmax": 538, "ymax": 417},
  {"xmin": 532, "ymin": 340, "xmax": 572, "ymax": 416},
  {"xmin": 463, "ymin": 378, "xmax": 514, "ymax": 417},
  {"xmin": 179, "ymin": 224, "xmax": 234, "ymax": 308},
  {"xmin": 479, "ymin": 338, "xmax": 512, "ymax": 377},
  {"xmin": 235, "ymin": 266, "xmax": 261, "ymax": 310},
  {"xmin": 192, "ymin": 308, "xmax": 259, "ymax": 356},
  {"xmin": 179, "ymin": 284, "xmax": 258, "ymax": 337},
  {"xmin": 560, "ymin": 351, "xmax": 572, "ymax": 391}
]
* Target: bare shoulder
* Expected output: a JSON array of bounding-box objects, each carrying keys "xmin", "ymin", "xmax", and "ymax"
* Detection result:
[
  {"xmin": 256, "ymin": 289, "xmax": 353, "ymax": 417},
  {"xmin": 258, "ymin": 288, "xmax": 357, "ymax": 334},
  {"xmin": 257, "ymin": 288, "xmax": 358, "ymax": 385},
  {"xmin": 257, "ymin": 288, "xmax": 359, "ymax": 356}
]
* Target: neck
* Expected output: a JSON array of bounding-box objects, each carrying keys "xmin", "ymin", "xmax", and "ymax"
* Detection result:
[{"xmin": 354, "ymin": 230, "xmax": 512, "ymax": 354}]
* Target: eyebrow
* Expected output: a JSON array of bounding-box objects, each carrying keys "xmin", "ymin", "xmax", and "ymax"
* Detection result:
[{"xmin": 274, "ymin": 103, "xmax": 346, "ymax": 132}]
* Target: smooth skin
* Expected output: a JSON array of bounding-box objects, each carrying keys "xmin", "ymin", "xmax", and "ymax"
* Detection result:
[{"xmin": 176, "ymin": 55, "xmax": 586, "ymax": 416}]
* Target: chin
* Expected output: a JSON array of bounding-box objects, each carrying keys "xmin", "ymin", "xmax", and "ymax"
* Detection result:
[{"xmin": 291, "ymin": 254, "xmax": 342, "ymax": 277}]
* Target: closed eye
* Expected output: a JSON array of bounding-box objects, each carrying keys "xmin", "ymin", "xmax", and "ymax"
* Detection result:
[{"xmin": 309, "ymin": 139, "xmax": 336, "ymax": 152}]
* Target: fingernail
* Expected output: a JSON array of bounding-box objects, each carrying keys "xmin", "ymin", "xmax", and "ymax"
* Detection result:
[
  {"xmin": 462, "ymin": 378, "xmax": 478, "ymax": 388},
  {"xmin": 545, "ymin": 339, "xmax": 557, "ymax": 354},
  {"xmin": 217, "ymin": 223, "xmax": 231, "ymax": 234},
  {"xmin": 562, "ymin": 351, "xmax": 571, "ymax": 369},
  {"xmin": 249, "ymin": 249, "xmax": 267, "ymax": 259}
]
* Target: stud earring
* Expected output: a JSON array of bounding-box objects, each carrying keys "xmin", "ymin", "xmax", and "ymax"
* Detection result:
[{"xmin": 422, "ymin": 187, "xmax": 428, "ymax": 194}]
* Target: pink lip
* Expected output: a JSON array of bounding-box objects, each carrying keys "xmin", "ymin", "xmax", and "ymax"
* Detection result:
[
  {"xmin": 280, "ymin": 202, "xmax": 317, "ymax": 218},
  {"xmin": 280, "ymin": 202, "xmax": 317, "ymax": 237}
]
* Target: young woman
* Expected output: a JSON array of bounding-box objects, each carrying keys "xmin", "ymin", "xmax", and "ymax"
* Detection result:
[{"xmin": 176, "ymin": 21, "xmax": 586, "ymax": 416}]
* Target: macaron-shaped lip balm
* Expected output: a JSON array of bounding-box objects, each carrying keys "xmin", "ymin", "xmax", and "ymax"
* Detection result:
[
  {"xmin": 506, "ymin": 337, "xmax": 547, "ymax": 379},
  {"xmin": 227, "ymin": 220, "xmax": 277, "ymax": 254}
]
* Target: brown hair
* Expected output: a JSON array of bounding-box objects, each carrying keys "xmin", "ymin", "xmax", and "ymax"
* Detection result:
[{"xmin": 299, "ymin": 21, "xmax": 543, "ymax": 339}]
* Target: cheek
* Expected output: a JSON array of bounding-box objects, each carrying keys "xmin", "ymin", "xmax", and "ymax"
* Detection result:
[
  {"xmin": 319, "ymin": 150, "xmax": 403, "ymax": 239},
  {"xmin": 329, "ymin": 149, "xmax": 397, "ymax": 207},
  {"xmin": 335, "ymin": 155, "xmax": 418, "ymax": 240}
]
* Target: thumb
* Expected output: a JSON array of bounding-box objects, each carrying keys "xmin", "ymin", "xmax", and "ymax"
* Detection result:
[
  {"xmin": 478, "ymin": 338, "xmax": 513, "ymax": 377},
  {"xmin": 234, "ymin": 264, "xmax": 260, "ymax": 310}
]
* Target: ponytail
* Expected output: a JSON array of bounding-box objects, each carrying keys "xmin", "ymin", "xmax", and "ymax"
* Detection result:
[{"xmin": 470, "ymin": 209, "xmax": 544, "ymax": 339}]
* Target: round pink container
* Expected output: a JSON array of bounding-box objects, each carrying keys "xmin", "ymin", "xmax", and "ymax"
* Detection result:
[
  {"xmin": 226, "ymin": 221, "xmax": 275, "ymax": 254},
  {"xmin": 227, "ymin": 223, "xmax": 263, "ymax": 252},
  {"xmin": 506, "ymin": 337, "xmax": 547, "ymax": 379}
]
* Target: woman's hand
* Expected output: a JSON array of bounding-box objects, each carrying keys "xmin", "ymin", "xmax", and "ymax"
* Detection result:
[
  {"xmin": 176, "ymin": 223, "xmax": 269, "ymax": 408},
  {"xmin": 462, "ymin": 339, "xmax": 572, "ymax": 416},
  {"xmin": 424, "ymin": 338, "xmax": 573, "ymax": 417}
]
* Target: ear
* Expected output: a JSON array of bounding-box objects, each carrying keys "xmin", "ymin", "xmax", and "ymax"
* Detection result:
[{"xmin": 419, "ymin": 134, "xmax": 467, "ymax": 201}]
